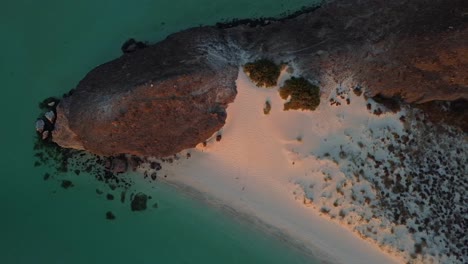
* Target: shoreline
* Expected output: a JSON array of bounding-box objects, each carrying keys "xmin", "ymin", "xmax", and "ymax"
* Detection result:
[
  {"xmin": 160, "ymin": 179, "xmax": 334, "ymax": 264},
  {"xmin": 147, "ymin": 70, "xmax": 401, "ymax": 264}
]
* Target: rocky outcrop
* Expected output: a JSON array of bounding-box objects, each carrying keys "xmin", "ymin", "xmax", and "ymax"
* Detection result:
[
  {"xmin": 51, "ymin": 0, "xmax": 467, "ymax": 156},
  {"xmin": 53, "ymin": 27, "xmax": 238, "ymax": 157},
  {"xmin": 225, "ymin": 0, "xmax": 467, "ymax": 103}
]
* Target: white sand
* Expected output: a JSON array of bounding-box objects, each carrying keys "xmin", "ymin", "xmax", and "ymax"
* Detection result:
[{"xmin": 158, "ymin": 69, "xmax": 402, "ymax": 264}]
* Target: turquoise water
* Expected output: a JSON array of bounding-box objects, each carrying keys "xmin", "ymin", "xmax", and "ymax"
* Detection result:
[{"xmin": 0, "ymin": 1, "xmax": 321, "ymax": 263}]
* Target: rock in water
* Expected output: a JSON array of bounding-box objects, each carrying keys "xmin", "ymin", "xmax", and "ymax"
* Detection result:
[
  {"xmin": 44, "ymin": 111, "xmax": 56, "ymax": 123},
  {"xmin": 111, "ymin": 156, "xmax": 128, "ymax": 174},
  {"xmin": 35, "ymin": 119, "xmax": 45, "ymax": 133},
  {"xmin": 51, "ymin": 0, "xmax": 467, "ymax": 155},
  {"xmin": 131, "ymin": 193, "xmax": 148, "ymax": 211},
  {"xmin": 106, "ymin": 211, "xmax": 116, "ymax": 220},
  {"xmin": 41, "ymin": 130, "xmax": 49, "ymax": 140}
]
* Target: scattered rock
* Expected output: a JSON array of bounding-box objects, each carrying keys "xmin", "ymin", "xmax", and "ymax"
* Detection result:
[
  {"xmin": 111, "ymin": 156, "xmax": 128, "ymax": 174},
  {"xmin": 128, "ymin": 156, "xmax": 143, "ymax": 171},
  {"xmin": 131, "ymin": 192, "xmax": 148, "ymax": 211},
  {"xmin": 41, "ymin": 130, "xmax": 49, "ymax": 140},
  {"xmin": 106, "ymin": 194, "xmax": 114, "ymax": 200},
  {"xmin": 216, "ymin": 134, "xmax": 222, "ymax": 142},
  {"xmin": 150, "ymin": 162, "xmax": 161, "ymax": 171},
  {"xmin": 43, "ymin": 173, "xmax": 50, "ymax": 181}
]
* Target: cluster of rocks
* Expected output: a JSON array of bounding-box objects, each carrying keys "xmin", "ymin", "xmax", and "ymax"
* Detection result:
[{"xmin": 35, "ymin": 97, "xmax": 59, "ymax": 141}]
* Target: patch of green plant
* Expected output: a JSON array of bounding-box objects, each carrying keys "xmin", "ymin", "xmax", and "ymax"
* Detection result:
[
  {"xmin": 243, "ymin": 59, "xmax": 281, "ymax": 87},
  {"xmin": 279, "ymin": 77, "xmax": 320, "ymax": 111},
  {"xmin": 263, "ymin": 100, "xmax": 271, "ymax": 115}
]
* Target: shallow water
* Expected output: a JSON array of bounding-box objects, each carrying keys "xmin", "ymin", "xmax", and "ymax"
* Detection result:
[{"xmin": 0, "ymin": 0, "xmax": 322, "ymax": 263}]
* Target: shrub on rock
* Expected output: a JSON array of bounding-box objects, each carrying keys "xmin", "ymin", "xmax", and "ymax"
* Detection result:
[
  {"xmin": 279, "ymin": 77, "xmax": 320, "ymax": 111},
  {"xmin": 243, "ymin": 59, "xmax": 281, "ymax": 87}
]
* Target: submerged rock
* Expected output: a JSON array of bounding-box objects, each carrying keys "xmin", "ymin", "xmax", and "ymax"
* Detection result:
[
  {"xmin": 131, "ymin": 192, "xmax": 148, "ymax": 211},
  {"xmin": 50, "ymin": 0, "xmax": 467, "ymax": 156},
  {"xmin": 61, "ymin": 180, "xmax": 74, "ymax": 189},
  {"xmin": 105, "ymin": 211, "xmax": 116, "ymax": 220}
]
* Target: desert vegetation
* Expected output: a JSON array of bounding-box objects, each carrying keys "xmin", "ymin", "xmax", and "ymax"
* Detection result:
[
  {"xmin": 263, "ymin": 100, "xmax": 271, "ymax": 115},
  {"xmin": 243, "ymin": 59, "xmax": 281, "ymax": 87},
  {"xmin": 279, "ymin": 77, "xmax": 320, "ymax": 111}
]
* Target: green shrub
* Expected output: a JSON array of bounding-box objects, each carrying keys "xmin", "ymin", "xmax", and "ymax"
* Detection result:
[
  {"xmin": 279, "ymin": 77, "xmax": 320, "ymax": 111},
  {"xmin": 243, "ymin": 59, "xmax": 281, "ymax": 87},
  {"xmin": 263, "ymin": 100, "xmax": 271, "ymax": 115}
]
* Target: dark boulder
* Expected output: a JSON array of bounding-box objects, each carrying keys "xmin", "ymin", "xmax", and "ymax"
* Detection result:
[
  {"xmin": 131, "ymin": 192, "xmax": 148, "ymax": 211},
  {"xmin": 121, "ymin": 38, "xmax": 148, "ymax": 54}
]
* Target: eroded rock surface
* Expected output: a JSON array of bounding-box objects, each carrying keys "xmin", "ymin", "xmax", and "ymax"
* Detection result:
[
  {"xmin": 54, "ymin": 28, "xmax": 238, "ymax": 157},
  {"xmin": 52, "ymin": 0, "xmax": 467, "ymax": 156}
]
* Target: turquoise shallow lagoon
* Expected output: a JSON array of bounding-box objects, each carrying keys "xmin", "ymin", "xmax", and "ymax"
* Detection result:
[{"xmin": 0, "ymin": 0, "xmax": 322, "ymax": 263}]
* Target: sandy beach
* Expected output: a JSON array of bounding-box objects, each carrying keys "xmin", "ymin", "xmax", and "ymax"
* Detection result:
[{"xmin": 154, "ymin": 69, "xmax": 402, "ymax": 264}]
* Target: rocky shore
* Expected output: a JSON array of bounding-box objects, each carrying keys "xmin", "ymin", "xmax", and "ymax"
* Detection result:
[
  {"xmin": 45, "ymin": 0, "xmax": 466, "ymax": 157},
  {"xmin": 42, "ymin": 0, "xmax": 465, "ymax": 157}
]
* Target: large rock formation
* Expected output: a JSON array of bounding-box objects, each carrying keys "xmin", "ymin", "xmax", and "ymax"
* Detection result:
[
  {"xmin": 52, "ymin": 0, "xmax": 467, "ymax": 157},
  {"xmin": 53, "ymin": 28, "xmax": 238, "ymax": 157}
]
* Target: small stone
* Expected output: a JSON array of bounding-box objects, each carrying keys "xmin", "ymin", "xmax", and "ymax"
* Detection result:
[
  {"xmin": 43, "ymin": 173, "xmax": 50, "ymax": 181},
  {"xmin": 106, "ymin": 211, "xmax": 116, "ymax": 220},
  {"xmin": 131, "ymin": 192, "xmax": 148, "ymax": 211},
  {"xmin": 111, "ymin": 156, "xmax": 128, "ymax": 174},
  {"xmin": 35, "ymin": 119, "xmax": 45, "ymax": 133},
  {"xmin": 152, "ymin": 202, "xmax": 159, "ymax": 209},
  {"xmin": 96, "ymin": 189, "xmax": 103, "ymax": 195},
  {"xmin": 150, "ymin": 173, "xmax": 157, "ymax": 181},
  {"xmin": 44, "ymin": 111, "xmax": 56, "ymax": 123},
  {"xmin": 128, "ymin": 156, "xmax": 143, "ymax": 171},
  {"xmin": 47, "ymin": 101, "xmax": 56, "ymax": 107},
  {"xmin": 41, "ymin": 130, "xmax": 50, "ymax": 140},
  {"xmin": 106, "ymin": 194, "xmax": 114, "ymax": 200},
  {"xmin": 150, "ymin": 162, "xmax": 162, "ymax": 171},
  {"xmin": 216, "ymin": 134, "xmax": 222, "ymax": 142}
]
